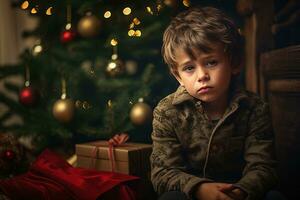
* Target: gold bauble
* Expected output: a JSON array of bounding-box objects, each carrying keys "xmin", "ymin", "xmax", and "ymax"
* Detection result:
[
  {"xmin": 130, "ymin": 102, "xmax": 152, "ymax": 125},
  {"xmin": 52, "ymin": 99, "xmax": 75, "ymax": 123},
  {"xmin": 106, "ymin": 59, "xmax": 125, "ymax": 77},
  {"xmin": 77, "ymin": 15, "xmax": 101, "ymax": 38}
]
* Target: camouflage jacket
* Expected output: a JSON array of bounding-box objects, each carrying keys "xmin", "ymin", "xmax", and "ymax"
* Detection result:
[{"xmin": 150, "ymin": 86, "xmax": 278, "ymax": 200}]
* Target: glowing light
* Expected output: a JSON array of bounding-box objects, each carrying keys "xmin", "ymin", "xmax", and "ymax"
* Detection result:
[
  {"xmin": 123, "ymin": 7, "xmax": 131, "ymax": 15},
  {"xmin": 111, "ymin": 54, "xmax": 118, "ymax": 60},
  {"xmin": 129, "ymin": 22, "xmax": 135, "ymax": 29},
  {"xmin": 133, "ymin": 18, "xmax": 140, "ymax": 25},
  {"xmin": 128, "ymin": 29, "xmax": 135, "ymax": 36},
  {"xmin": 135, "ymin": 30, "xmax": 142, "ymax": 37},
  {"xmin": 182, "ymin": 0, "xmax": 190, "ymax": 7},
  {"xmin": 21, "ymin": 1, "xmax": 29, "ymax": 9},
  {"xmin": 110, "ymin": 39, "xmax": 118, "ymax": 46},
  {"xmin": 107, "ymin": 100, "xmax": 112, "ymax": 107},
  {"xmin": 104, "ymin": 11, "xmax": 111, "ymax": 18},
  {"xmin": 65, "ymin": 23, "xmax": 72, "ymax": 30},
  {"xmin": 46, "ymin": 7, "xmax": 53, "ymax": 15},
  {"xmin": 146, "ymin": 7, "xmax": 153, "ymax": 15},
  {"xmin": 61, "ymin": 93, "xmax": 66, "ymax": 100},
  {"xmin": 31, "ymin": 8, "xmax": 37, "ymax": 14},
  {"xmin": 32, "ymin": 44, "xmax": 43, "ymax": 55}
]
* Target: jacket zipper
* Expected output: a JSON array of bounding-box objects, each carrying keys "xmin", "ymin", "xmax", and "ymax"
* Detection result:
[{"xmin": 202, "ymin": 104, "xmax": 238, "ymax": 177}]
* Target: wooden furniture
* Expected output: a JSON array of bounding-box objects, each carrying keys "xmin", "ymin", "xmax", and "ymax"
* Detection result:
[
  {"xmin": 260, "ymin": 45, "xmax": 300, "ymax": 199},
  {"xmin": 237, "ymin": 0, "xmax": 300, "ymax": 198}
]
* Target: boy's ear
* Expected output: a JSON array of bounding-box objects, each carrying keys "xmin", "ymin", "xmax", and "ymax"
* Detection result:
[{"xmin": 171, "ymin": 69, "xmax": 184, "ymax": 86}]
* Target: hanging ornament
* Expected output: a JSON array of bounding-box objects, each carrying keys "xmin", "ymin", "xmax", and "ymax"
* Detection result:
[
  {"xmin": 60, "ymin": 29, "xmax": 76, "ymax": 43},
  {"xmin": 19, "ymin": 86, "xmax": 39, "ymax": 106},
  {"xmin": 60, "ymin": 3, "xmax": 76, "ymax": 43},
  {"xmin": 130, "ymin": 99, "xmax": 152, "ymax": 125},
  {"xmin": 106, "ymin": 39, "xmax": 124, "ymax": 77},
  {"xmin": 2, "ymin": 150, "xmax": 15, "ymax": 160},
  {"xmin": 53, "ymin": 99, "xmax": 75, "ymax": 123},
  {"xmin": 77, "ymin": 12, "xmax": 101, "ymax": 38},
  {"xmin": 106, "ymin": 59, "xmax": 124, "ymax": 77},
  {"xmin": 19, "ymin": 65, "xmax": 40, "ymax": 107},
  {"xmin": 52, "ymin": 78, "xmax": 75, "ymax": 123}
]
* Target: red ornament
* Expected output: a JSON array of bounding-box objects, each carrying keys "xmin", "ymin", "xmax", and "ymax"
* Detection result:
[
  {"xmin": 3, "ymin": 150, "xmax": 15, "ymax": 160},
  {"xmin": 19, "ymin": 86, "xmax": 40, "ymax": 106},
  {"xmin": 60, "ymin": 29, "xmax": 76, "ymax": 43}
]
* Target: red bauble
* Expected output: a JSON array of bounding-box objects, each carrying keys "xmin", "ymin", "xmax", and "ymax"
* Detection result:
[
  {"xmin": 19, "ymin": 86, "xmax": 40, "ymax": 106},
  {"xmin": 60, "ymin": 29, "xmax": 76, "ymax": 43},
  {"xmin": 3, "ymin": 150, "xmax": 15, "ymax": 160}
]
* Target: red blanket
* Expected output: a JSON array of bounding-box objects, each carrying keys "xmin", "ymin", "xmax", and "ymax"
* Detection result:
[{"xmin": 0, "ymin": 149, "xmax": 140, "ymax": 200}]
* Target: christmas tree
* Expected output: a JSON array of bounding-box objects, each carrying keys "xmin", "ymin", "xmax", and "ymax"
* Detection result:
[{"xmin": 0, "ymin": 0, "xmax": 240, "ymax": 178}]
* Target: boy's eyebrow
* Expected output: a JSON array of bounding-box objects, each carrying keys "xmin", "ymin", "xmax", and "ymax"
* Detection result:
[{"xmin": 178, "ymin": 60, "xmax": 193, "ymax": 68}]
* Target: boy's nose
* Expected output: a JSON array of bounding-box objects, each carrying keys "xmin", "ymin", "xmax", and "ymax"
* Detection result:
[{"xmin": 197, "ymin": 68, "xmax": 210, "ymax": 82}]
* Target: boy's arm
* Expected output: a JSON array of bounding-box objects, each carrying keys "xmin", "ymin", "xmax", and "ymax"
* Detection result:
[
  {"xmin": 234, "ymin": 101, "xmax": 278, "ymax": 200},
  {"xmin": 150, "ymin": 105, "xmax": 212, "ymax": 198}
]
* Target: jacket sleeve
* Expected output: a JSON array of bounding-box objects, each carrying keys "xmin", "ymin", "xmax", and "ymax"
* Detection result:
[
  {"xmin": 150, "ymin": 105, "xmax": 212, "ymax": 198},
  {"xmin": 235, "ymin": 101, "xmax": 278, "ymax": 200}
]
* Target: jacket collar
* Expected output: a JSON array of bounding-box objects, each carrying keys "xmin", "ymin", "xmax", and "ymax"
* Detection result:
[
  {"xmin": 172, "ymin": 85, "xmax": 249, "ymax": 108},
  {"xmin": 172, "ymin": 85, "xmax": 195, "ymax": 105}
]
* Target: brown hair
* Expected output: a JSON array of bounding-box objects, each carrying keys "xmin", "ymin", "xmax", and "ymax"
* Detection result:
[{"xmin": 162, "ymin": 7, "xmax": 243, "ymax": 75}]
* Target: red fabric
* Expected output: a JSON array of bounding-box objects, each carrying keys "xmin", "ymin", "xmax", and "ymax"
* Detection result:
[{"xmin": 0, "ymin": 149, "xmax": 140, "ymax": 200}]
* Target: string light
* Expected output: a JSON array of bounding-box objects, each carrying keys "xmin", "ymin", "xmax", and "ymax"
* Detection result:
[
  {"xmin": 128, "ymin": 29, "xmax": 135, "ymax": 36},
  {"xmin": 104, "ymin": 11, "xmax": 111, "ymax": 18},
  {"xmin": 157, "ymin": 4, "xmax": 163, "ymax": 12},
  {"xmin": 129, "ymin": 22, "xmax": 135, "ymax": 29},
  {"xmin": 135, "ymin": 30, "xmax": 142, "ymax": 37},
  {"xmin": 133, "ymin": 17, "xmax": 140, "ymax": 25},
  {"xmin": 21, "ymin": 1, "xmax": 29, "ymax": 9},
  {"xmin": 46, "ymin": 7, "xmax": 52, "ymax": 15},
  {"xmin": 182, "ymin": 0, "xmax": 190, "ymax": 7},
  {"xmin": 146, "ymin": 6, "xmax": 153, "ymax": 15},
  {"xmin": 110, "ymin": 39, "xmax": 118, "ymax": 46},
  {"xmin": 31, "ymin": 7, "xmax": 37, "ymax": 14},
  {"xmin": 123, "ymin": 7, "xmax": 131, "ymax": 15}
]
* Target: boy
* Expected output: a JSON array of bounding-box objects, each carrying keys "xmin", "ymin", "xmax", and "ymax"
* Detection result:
[{"xmin": 150, "ymin": 7, "xmax": 281, "ymax": 200}]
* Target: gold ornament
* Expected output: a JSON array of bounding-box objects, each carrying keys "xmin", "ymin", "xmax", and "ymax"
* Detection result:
[
  {"xmin": 77, "ymin": 14, "xmax": 101, "ymax": 38},
  {"xmin": 106, "ymin": 59, "xmax": 124, "ymax": 77},
  {"xmin": 52, "ymin": 99, "xmax": 75, "ymax": 123},
  {"xmin": 130, "ymin": 102, "xmax": 152, "ymax": 125}
]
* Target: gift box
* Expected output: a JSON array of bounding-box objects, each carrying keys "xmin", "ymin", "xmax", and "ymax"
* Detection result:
[{"xmin": 75, "ymin": 141, "xmax": 152, "ymax": 179}]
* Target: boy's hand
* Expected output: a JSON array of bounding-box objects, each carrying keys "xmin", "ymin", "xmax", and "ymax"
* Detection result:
[
  {"xmin": 219, "ymin": 184, "xmax": 247, "ymax": 200},
  {"xmin": 195, "ymin": 183, "xmax": 234, "ymax": 200}
]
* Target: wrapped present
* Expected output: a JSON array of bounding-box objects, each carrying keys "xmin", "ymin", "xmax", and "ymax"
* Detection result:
[{"xmin": 75, "ymin": 141, "xmax": 152, "ymax": 179}]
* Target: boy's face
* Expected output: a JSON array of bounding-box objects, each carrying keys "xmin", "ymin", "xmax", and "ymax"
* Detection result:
[{"xmin": 173, "ymin": 44, "xmax": 240, "ymax": 104}]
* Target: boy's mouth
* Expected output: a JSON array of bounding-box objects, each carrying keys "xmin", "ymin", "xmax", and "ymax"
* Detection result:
[{"xmin": 198, "ymin": 86, "xmax": 212, "ymax": 94}]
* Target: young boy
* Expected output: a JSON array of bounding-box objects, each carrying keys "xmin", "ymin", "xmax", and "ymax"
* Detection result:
[{"xmin": 150, "ymin": 7, "xmax": 280, "ymax": 200}]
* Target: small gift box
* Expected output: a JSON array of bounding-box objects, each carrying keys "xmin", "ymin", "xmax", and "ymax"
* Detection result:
[{"xmin": 75, "ymin": 141, "xmax": 152, "ymax": 179}]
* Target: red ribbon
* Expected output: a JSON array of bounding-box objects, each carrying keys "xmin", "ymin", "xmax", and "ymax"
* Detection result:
[
  {"xmin": 107, "ymin": 133, "xmax": 129, "ymax": 172},
  {"xmin": 91, "ymin": 133, "xmax": 129, "ymax": 172}
]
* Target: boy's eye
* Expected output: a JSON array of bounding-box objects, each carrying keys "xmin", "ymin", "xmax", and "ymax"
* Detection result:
[
  {"xmin": 183, "ymin": 65, "xmax": 195, "ymax": 72},
  {"xmin": 205, "ymin": 60, "xmax": 218, "ymax": 68}
]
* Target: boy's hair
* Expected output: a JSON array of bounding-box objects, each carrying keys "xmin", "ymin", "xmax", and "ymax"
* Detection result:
[{"xmin": 162, "ymin": 7, "xmax": 243, "ymax": 75}]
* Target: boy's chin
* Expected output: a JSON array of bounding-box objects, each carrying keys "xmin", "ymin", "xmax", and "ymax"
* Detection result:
[{"xmin": 194, "ymin": 94, "xmax": 215, "ymax": 103}]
